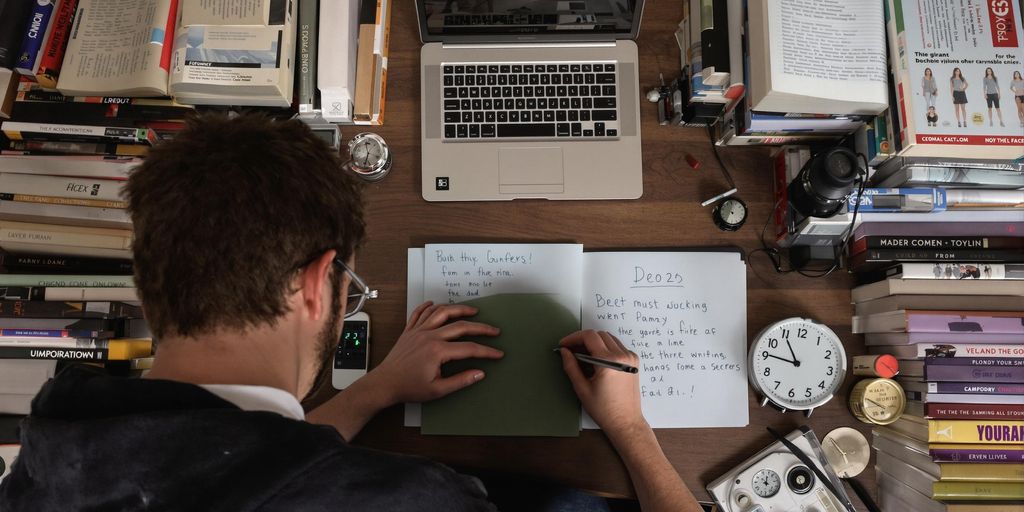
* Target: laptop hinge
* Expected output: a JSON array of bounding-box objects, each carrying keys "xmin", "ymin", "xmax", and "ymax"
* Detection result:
[{"xmin": 442, "ymin": 41, "xmax": 616, "ymax": 49}]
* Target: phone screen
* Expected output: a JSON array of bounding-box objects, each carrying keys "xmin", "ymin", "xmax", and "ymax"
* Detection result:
[{"xmin": 334, "ymin": 320, "xmax": 368, "ymax": 370}]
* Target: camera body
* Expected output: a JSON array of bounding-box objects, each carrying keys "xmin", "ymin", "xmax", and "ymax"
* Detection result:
[{"xmin": 707, "ymin": 427, "xmax": 851, "ymax": 512}]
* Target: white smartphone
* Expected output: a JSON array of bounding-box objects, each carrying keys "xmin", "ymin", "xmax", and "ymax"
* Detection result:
[{"xmin": 332, "ymin": 312, "xmax": 369, "ymax": 390}]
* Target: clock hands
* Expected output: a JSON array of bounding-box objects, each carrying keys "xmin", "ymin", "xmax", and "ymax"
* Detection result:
[
  {"xmin": 828, "ymin": 437, "xmax": 850, "ymax": 465},
  {"xmin": 764, "ymin": 353, "xmax": 799, "ymax": 366},
  {"xmin": 785, "ymin": 339, "xmax": 801, "ymax": 367},
  {"xmin": 865, "ymin": 398, "xmax": 887, "ymax": 409}
]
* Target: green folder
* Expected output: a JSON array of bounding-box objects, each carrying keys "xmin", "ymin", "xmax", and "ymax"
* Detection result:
[{"xmin": 421, "ymin": 293, "xmax": 581, "ymax": 437}]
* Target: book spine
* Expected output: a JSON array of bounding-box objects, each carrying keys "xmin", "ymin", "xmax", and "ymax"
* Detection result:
[
  {"xmin": 0, "ymin": 252, "xmax": 132, "ymax": 274},
  {"xmin": 0, "ymin": 192, "xmax": 127, "ymax": 209},
  {"xmin": 14, "ymin": 0, "xmax": 57, "ymax": 77},
  {"xmin": 35, "ymin": 0, "xmax": 76, "ymax": 88},
  {"xmin": 880, "ymin": 262, "xmax": 1024, "ymax": 280},
  {"xmin": 926, "ymin": 365, "xmax": 1024, "ymax": 383},
  {"xmin": 0, "ymin": 346, "xmax": 107, "ymax": 361},
  {"xmin": 927, "ymin": 403, "xmax": 1024, "ymax": 420},
  {"xmin": 927, "ymin": 357, "xmax": 1024, "ymax": 367},
  {"xmin": 930, "ymin": 447, "xmax": 1024, "ymax": 463},
  {"xmin": 0, "ymin": 336, "xmax": 102, "ymax": 347},
  {"xmin": 906, "ymin": 313, "xmax": 1024, "ymax": 335},
  {"xmin": 852, "ymin": 236, "xmax": 1024, "ymax": 253},
  {"xmin": 0, "ymin": 274, "xmax": 133, "ymax": 287},
  {"xmin": 8, "ymin": 140, "xmax": 148, "ymax": 158},
  {"xmin": 883, "ymin": 344, "xmax": 1024, "ymax": 359},
  {"xmin": 853, "ymin": 248, "xmax": 1024, "ymax": 264},
  {"xmin": 0, "ymin": 328, "xmax": 107, "ymax": 338},
  {"xmin": 927, "ymin": 382, "xmax": 1024, "ymax": 395},
  {"xmin": 929, "ymin": 420, "xmax": 1024, "ymax": 444},
  {"xmin": 296, "ymin": 0, "xmax": 318, "ymax": 114},
  {"xmin": 0, "ymin": 300, "xmax": 142, "ymax": 319},
  {"xmin": 0, "ymin": 122, "xmax": 156, "ymax": 145},
  {"xmin": 0, "ymin": 223, "xmax": 132, "ymax": 250},
  {"xmin": 931, "ymin": 481, "xmax": 1024, "ymax": 500},
  {"xmin": 0, "ymin": 172, "xmax": 124, "ymax": 201}
]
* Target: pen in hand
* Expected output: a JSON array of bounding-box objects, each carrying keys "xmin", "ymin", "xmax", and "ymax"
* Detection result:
[{"xmin": 554, "ymin": 348, "xmax": 639, "ymax": 374}]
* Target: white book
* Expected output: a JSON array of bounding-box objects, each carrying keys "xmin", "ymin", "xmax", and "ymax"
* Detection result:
[
  {"xmin": 746, "ymin": 0, "xmax": 888, "ymax": 115},
  {"xmin": 169, "ymin": 0, "xmax": 296, "ymax": 107},
  {"xmin": 0, "ymin": 154, "xmax": 139, "ymax": 179},
  {"xmin": 0, "ymin": 274, "xmax": 134, "ymax": 287},
  {"xmin": 0, "ymin": 337, "xmax": 104, "ymax": 348},
  {"xmin": 0, "ymin": 360, "xmax": 55, "ymax": 414},
  {"xmin": 0, "ymin": 199, "xmax": 132, "ymax": 230},
  {"xmin": 0, "ymin": 172, "xmax": 124, "ymax": 201},
  {"xmin": 38, "ymin": 287, "xmax": 139, "ymax": 302},
  {"xmin": 318, "ymin": 0, "xmax": 360, "ymax": 123}
]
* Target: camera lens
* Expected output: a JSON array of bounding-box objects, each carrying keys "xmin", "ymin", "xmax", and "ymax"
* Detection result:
[
  {"xmin": 787, "ymin": 465, "xmax": 815, "ymax": 494},
  {"xmin": 786, "ymin": 147, "xmax": 860, "ymax": 218}
]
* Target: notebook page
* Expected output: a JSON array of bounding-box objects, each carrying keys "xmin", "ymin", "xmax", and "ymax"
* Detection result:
[
  {"xmin": 581, "ymin": 251, "xmax": 749, "ymax": 428},
  {"xmin": 422, "ymin": 243, "xmax": 583, "ymax": 315}
]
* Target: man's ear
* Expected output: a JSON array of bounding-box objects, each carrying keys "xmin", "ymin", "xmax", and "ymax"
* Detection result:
[{"xmin": 299, "ymin": 249, "xmax": 336, "ymax": 322}]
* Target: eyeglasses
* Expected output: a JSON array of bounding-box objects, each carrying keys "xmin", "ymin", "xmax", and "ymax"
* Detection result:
[{"xmin": 334, "ymin": 257, "xmax": 378, "ymax": 318}]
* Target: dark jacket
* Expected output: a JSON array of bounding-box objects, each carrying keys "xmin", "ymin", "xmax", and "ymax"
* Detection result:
[{"xmin": 0, "ymin": 366, "xmax": 496, "ymax": 511}]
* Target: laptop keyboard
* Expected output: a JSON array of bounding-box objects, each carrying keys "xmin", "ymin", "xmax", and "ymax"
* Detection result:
[{"xmin": 441, "ymin": 62, "xmax": 620, "ymax": 140}]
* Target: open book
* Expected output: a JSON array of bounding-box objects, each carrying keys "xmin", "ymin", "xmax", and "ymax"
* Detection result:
[
  {"xmin": 57, "ymin": 0, "xmax": 294, "ymax": 107},
  {"xmin": 747, "ymin": 0, "xmax": 888, "ymax": 115},
  {"xmin": 406, "ymin": 244, "xmax": 750, "ymax": 436}
]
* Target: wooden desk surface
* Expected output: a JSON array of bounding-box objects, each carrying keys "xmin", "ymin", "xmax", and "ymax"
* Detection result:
[{"xmin": 307, "ymin": 0, "xmax": 877, "ymax": 507}]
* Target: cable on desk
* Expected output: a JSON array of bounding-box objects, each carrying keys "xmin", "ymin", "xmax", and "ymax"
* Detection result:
[{"xmin": 748, "ymin": 153, "xmax": 869, "ymax": 279}]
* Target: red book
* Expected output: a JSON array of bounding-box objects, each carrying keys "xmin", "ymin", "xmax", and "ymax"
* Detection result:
[
  {"xmin": 159, "ymin": 0, "xmax": 179, "ymax": 73},
  {"xmin": 35, "ymin": 0, "xmax": 78, "ymax": 89},
  {"xmin": 926, "ymin": 402, "xmax": 1024, "ymax": 420}
]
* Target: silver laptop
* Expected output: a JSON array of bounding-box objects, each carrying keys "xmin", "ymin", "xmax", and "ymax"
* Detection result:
[{"xmin": 417, "ymin": 0, "xmax": 644, "ymax": 201}]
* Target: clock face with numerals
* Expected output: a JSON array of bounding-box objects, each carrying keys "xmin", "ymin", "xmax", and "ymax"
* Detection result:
[{"xmin": 749, "ymin": 318, "xmax": 847, "ymax": 412}]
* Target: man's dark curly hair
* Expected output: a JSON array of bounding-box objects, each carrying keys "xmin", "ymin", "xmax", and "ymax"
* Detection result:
[{"xmin": 126, "ymin": 113, "xmax": 365, "ymax": 339}]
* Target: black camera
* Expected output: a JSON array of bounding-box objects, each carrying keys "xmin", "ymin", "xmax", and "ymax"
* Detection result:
[{"xmin": 787, "ymin": 147, "xmax": 861, "ymax": 218}]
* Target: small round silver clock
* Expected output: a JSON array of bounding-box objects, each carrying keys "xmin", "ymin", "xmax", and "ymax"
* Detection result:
[
  {"xmin": 345, "ymin": 132, "xmax": 392, "ymax": 182},
  {"xmin": 748, "ymin": 317, "xmax": 847, "ymax": 417}
]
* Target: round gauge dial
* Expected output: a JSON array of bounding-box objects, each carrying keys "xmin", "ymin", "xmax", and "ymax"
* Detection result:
[
  {"xmin": 751, "ymin": 469, "xmax": 781, "ymax": 498},
  {"xmin": 850, "ymin": 378, "xmax": 906, "ymax": 425},
  {"xmin": 822, "ymin": 427, "xmax": 871, "ymax": 478},
  {"xmin": 749, "ymin": 317, "xmax": 847, "ymax": 412},
  {"xmin": 713, "ymin": 197, "xmax": 748, "ymax": 231},
  {"xmin": 345, "ymin": 132, "xmax": 392, "ymax": 181}
]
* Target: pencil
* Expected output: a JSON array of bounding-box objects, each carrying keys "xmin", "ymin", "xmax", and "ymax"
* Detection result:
[{"xmin": 553, "ymin": 348, "xmax": 639, "ymax": 374}]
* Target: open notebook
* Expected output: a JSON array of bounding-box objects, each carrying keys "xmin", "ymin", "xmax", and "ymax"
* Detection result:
[{"xmin": 405, "ymin": 244, "xmax": 750, "ymax": 436}]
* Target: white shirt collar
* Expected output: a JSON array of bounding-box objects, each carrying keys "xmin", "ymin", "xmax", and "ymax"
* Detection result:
[{"xmin": 199, "ymin": 384, "xmax": 305, "ymax": 421}]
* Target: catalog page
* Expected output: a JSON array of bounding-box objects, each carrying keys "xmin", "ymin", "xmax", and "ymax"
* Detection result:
[{"xmin": 894, "ymin": 0, "xmax": 1024, "ymax": 146}]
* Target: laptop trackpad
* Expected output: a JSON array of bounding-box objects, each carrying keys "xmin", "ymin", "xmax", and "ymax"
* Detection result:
[{"xmin": 498, "ymin": 147, "xmax": 564, "ymax": 193}]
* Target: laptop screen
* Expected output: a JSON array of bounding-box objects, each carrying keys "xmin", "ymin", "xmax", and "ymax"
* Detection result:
[{"xmin": 418, "ymin": 0, "xmax": 640, "ymax": 40}]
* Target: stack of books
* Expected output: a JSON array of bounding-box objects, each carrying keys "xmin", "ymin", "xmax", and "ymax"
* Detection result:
[
  {"xmin": 852, "ymin": 282, "xmax": 1024, "ymax": 509},
  {"xmin": 711, "ymin": 0, "xmax": 889, "ymax": 146},
  {"xmin": 0, "ymin": 255, "xmax": 152, "ymax": 415},
  {"xmin": 304, "ymin": 0, "xmax": 392, "ymax": 125}
]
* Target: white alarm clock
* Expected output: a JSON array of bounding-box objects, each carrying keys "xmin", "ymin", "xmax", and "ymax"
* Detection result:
[{"xmin": 748, "ymin": 317, "xmax": 847, "ymax": 417}]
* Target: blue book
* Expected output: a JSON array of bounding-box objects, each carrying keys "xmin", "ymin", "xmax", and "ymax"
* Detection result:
[{"xmin": 15, "ymin": 0, "xmax": 57, "ymax": 77}]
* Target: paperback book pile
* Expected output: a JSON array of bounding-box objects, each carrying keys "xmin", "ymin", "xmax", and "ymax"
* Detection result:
[
  {"xmin": 0, "ymin": 251, "xmax": 151, "ymax": 415},
  {"xmin": 305, "ymin": 0, "xmax": 392, "ymax": 125},
  {"xmin": 852, "ymin": 281, "xmax": 1024, "ymax": 509},
  {"xmin": 711, "ymin": 0, "xmax": 889, "ymax": 146}
]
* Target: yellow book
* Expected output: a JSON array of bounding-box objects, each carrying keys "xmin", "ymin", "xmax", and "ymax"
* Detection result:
[
  {"xmin": 106, "ymin": 339, "xmax": 153, "ymax": 361},
  {"xmin": 929, "ymin": 420, "xmax": 1024, "ymax": 444},
  {"xmin": 939, "ymin": 463, "xmax": 1024, "ymax": 482},
  {"xmin": 932, "ymin": 481, "xmax": 1024, "ymax": 500}
]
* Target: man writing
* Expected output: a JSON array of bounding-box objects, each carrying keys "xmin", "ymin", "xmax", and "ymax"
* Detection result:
[{"xmin": 0, "ymin": 114, "xmax": 700, "ymax": 511}]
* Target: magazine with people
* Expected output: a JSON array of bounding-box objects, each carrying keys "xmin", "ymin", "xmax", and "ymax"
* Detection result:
[{"xmin": 887, "ymin": 0, "xmax": 1024, "ymax": 158}]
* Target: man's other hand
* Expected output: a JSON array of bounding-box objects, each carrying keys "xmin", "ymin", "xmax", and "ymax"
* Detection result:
[
  {"xmin": 367, "ymin": 301, "xmax": 503, "ymax": 406},
  {"xmin": 558, "ymin": 330, "xmax": 647, "ymax": 436}
]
